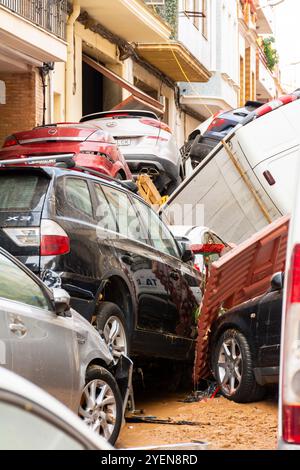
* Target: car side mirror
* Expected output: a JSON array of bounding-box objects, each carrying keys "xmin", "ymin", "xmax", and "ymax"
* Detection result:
[
  {"xmin": 270, "ymin": 272, "xmax": 284, "ymax": 292},
  {"xmin": 181, "ymin": 243, "xmax": 195, "ymax": 263},
  {"xmin": 52, "ymin": 288, "xmax": 71, "ymax": 316}
]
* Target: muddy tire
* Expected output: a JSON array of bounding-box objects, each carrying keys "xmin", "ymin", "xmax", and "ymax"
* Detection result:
[
  {"xmin": 79, "ymin": 365, "xmax": 123, "ymax": 444},
  {"xmin": 95, "ymin": 302, "xmax": 129, "ymax": 361},
  {"xmin": 212, "ymin": 329, "xmax": 266, "ymax": 403}
]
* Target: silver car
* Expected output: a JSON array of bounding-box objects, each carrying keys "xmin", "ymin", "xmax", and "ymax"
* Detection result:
[
  {"xmin": 0, "ymin": 247, "xmax": 128, "ymax": 444},
  {"xmin": 80, "ymin": 110, "xmax": 182, "ymax": 195},
  {"xmin": 0, "ymin": 367, "xmax": 113, "ymax": 450}
]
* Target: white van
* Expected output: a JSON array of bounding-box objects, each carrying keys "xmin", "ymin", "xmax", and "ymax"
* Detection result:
[
  {"xmin": 278, "ymin": 151, "xmax": 300, "ymax": 450},
  {"xmin": 161, "ymin": 92, "xmax": 300, "ymax": 244}
]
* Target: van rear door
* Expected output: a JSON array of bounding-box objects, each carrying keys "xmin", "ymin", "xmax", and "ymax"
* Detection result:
[{"xmin": 0, "ymin": 169, "xmax": 50, "ymax": 273}]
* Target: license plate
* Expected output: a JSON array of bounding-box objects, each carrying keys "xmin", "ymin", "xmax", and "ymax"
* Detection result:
[{"xmin": 117, "ymin": 139, "xmax": 131, "ymax": 146}]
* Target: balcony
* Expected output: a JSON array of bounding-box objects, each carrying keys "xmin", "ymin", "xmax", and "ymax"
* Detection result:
[
  {"xmin": 256, "ymin": 1, "xmax": 274, "ymax": 34},
  {"xmin": 0, "ymin": 1, "xmax": 67, "ymax": 72},
  {"xmin": 179, "ymin": 73, "xmax": 239, "ymax": 119},
  {"xmin": 256, "ymin": 46, "xmax": 276, "ymax": 101},
  {"xmin": 76, "ymin": 0, "xmax": 171, "ymax": 43},
  {"xmin": 239, "ymin": 0, "xmax": 256, "ymax": 31},
  {"xmin": 136, "ymin": 42, "xmax": 211, "ymax": 83},
  {"xmin": 0, "ymin": 0, "xmax": 67, "ymax": 40}
]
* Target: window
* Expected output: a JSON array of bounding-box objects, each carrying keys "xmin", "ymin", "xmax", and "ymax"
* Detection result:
[
  {"xmin": 202, "ymin": 0, "xmax": 207, "ymax": 38},
  {"xmin": 93, "ymin": 183, "xmax": 118, "ymax": 233},
  {"xmin": 65, "ymin": 178, "xmax": 93, "ymax": 218},
  {"xmin": 193, "ymin": 0, "xmax": 200, "ymax": 29},
  {"xmin": 132, "ymin": 198, "xmax": 179, "ymax": 258},
  {"xmin": 0, "ymin": 173, "xmax": 48, "ymax": 212},
  {"xmin": 102, "ymin": 187, "xmax": 147, "ymax": 243},
  {"xmin": 0, "ymin": 401, "xmax": 85, "ymax": 450},
  {"xmin": 0, "ymin": 253, "xmax": 51, "ymax": 310}
]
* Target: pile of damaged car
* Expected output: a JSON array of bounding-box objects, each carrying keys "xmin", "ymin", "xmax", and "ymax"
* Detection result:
[{"xmin": 1, "ymin": 90, "xmax": 300, "ymax": 453}]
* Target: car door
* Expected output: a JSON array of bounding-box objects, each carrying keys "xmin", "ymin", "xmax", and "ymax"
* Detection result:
[
  {"xmin": 255, "ymin": 288, "xmax": 283, "ymax": 367},
  {"xmin": 132, "ymin": 198, "xmax": 200, "ymax": 345},
  {"xmin": 53, "ymin": 175, "xmax": 101, "ymax": 320},
  {"xmin": 0, "ymin": 251, "xmax": 77, "ymax": 408},
  {"xmin": 100, "ymin": 186, "xmax": 170, "ymax": 351}
]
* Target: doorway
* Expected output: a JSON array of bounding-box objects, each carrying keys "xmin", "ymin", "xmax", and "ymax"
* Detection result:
[{"xmin": 82, "ymin": 60, "xmax": 103, "ymax": 116}]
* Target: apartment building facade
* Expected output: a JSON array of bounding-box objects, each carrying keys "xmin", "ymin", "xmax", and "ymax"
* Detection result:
[
  {"xmin": 0, "ymin": 0, "xmax": 67, "ymax": 145},
  {"xmin": 0, "ymin": 0, "xmax": 284, "ymax": 148}
]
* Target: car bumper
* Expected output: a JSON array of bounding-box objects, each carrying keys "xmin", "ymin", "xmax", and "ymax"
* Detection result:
[
  {"xmin": 278, "ymin": 438, "xmax": 300, "ymax": 450},
  {"xmin": 254, "ymin": 366, "xmax": 279, "ymax": 385},
  {"xmin": 125, "ymin": 154, "xmax": 180, "ymax": 181}
]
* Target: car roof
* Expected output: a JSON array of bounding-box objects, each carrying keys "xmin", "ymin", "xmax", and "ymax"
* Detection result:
[
  {"xmin": 0, "ymin": 367, "xmax": 112, "ymax": 450},
  {"xmin": 0, "ymin": 165, "xmax": 149, "ymax": 206}
]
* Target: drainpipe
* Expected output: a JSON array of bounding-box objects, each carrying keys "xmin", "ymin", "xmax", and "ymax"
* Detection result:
[{"xmin": 65, "ymin": 0, "xmax": 80, "ymax": 122}]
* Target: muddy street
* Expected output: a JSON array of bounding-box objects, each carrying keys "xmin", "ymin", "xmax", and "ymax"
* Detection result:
[{"xmin": 117, "ymin": 364, "xmax": 278, "ymax": 450}]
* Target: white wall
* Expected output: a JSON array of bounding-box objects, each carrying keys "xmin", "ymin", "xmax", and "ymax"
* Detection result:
[
  {"xmin": 180, "ymin": 0, "xmax": 239, "ymax": 109},
  {"xmin": 177, "ymin": 0, "xmax": 212, "ymax": 71},
  {"xmin": 216, "ymin": 0, "xmax": 239, "ymax": 85}
]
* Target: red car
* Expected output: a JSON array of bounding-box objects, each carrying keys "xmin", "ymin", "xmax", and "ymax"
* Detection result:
[{"xmin": 0, "ymin": 123, "xmax": 132, "ymax": 180}]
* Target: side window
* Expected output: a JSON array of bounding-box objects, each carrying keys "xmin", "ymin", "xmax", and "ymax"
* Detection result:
[
  {"xmin": 0, "ymin": 254, "xmax": 51, "ymax": 310},
  {"xmin": 64, "ymin": 178, "xmax": 93, "ymax": 218},
  {"xmin": 133, "ymin": 198, "xmax": 179, "ymax": 258},
  {"xmin": 93, "ymin": 183, "xmax": 117, "ymax": 232},
  {"xmin": 101, "ymin": 186, "xmax": 147, "ymax": 243}
]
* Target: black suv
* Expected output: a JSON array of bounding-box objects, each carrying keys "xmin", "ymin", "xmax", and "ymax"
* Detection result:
[
  {"xmin": 0, "ymin": 167, "xmax": 201, "ymax": 361},
  {"xmin": 209, "ymin": 272, "xmax": 283, "ymax": 403}
]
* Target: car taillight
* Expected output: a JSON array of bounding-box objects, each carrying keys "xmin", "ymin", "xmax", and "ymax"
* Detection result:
[
  {"xmin": 207, "ymin": 118, "xmax": 226, "ymax": 131},
  {"xmin": 256, "ymin": 94, "xmax": 299, "ymax": 118},
  {"xmin": 3, "ymin": 135, "xmax": 19, "ymax": 148},
  {"xmin": 40, "ymin": 220, "xmax": 70, "ymax": 256},
  {"xmin": 191, "ymin": 243, "xmax": 224, "ymax": 254},
  {"xmin": 139, "ymin": 118, "xmax": 171, "ymax": 133},
  {"xmin": 3, "ymin": 227, "xmax": 39, "ymax": 246},
  {"xmin": 282, "ymin": 243, "xmax": 300, "ymax": 444}
]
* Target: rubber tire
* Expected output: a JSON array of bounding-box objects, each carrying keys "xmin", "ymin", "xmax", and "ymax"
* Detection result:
[
  {"xmin": 95, "ymin": 302, "xmax": 130, "ymax": 356},
  {"xmin": 84, "ymin": 365, "xmax": 123, "ymax": 445},
  {"xmin": 165, "ymin": 176, "xmax": 182, "ymax": 196},
  {"xmin": 212, "ymin": 329, "xmax": 266, "ymax": 403}
]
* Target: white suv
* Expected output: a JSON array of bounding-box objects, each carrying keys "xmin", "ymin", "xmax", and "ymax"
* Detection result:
[{"xmin": 80, "ymin": 110, "xmax": 182, "ymax": 195}]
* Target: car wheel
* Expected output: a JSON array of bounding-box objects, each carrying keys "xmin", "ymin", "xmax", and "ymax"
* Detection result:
[
  {"xmin": 212, "ymin": 329, "xmax": 265, "ymax": 403},
  {"xmin": 79, "ymin": 365, "xmax": 123, "ymax": 444},
  {"xmin": 95, "ymin": 302, "xmax": 129, "ymax": 361},
  {"xmin": 165, "ymin": 176, "xmax": 182, "ymax": 196}
]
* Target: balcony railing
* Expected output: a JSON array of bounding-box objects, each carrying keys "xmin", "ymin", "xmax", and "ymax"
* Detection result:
[{"xmin": 0, "ymin": 0, "xmax": 67, "ymax": 40}]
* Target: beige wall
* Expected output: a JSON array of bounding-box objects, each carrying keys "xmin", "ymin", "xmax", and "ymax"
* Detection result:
[
  {"xmin": 132, "ymin": 62, "xmax": 176, "ymax": 129},
  {"xmin": 52, "ymin": 62, "xmax": 66, "ymax": 122}
]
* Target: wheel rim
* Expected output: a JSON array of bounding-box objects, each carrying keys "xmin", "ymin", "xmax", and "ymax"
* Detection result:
[
  {"xmin": 217, "ymin": 337, "xmax": 243, "ymax": 395},
  {"xmin": 103, "ymin": 316, "xmax": 127, "ymax": 361},
  {"xmin": 79, "ymin": 379, "xmax": 117, "ymax": 440}
]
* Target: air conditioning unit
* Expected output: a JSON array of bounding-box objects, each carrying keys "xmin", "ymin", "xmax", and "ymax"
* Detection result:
[{"xmin": 145, "ymin": 0, "xmax": 165, "ymax": 5}]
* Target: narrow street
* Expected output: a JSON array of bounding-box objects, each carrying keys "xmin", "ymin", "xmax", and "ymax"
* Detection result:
[
  {"xmin": 118, "ymin": 389, "xmax": 278, "ymax": 450},
  {"xmin": 0, "ymin": 0, "xmax": 299, "ymax": 454}
]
